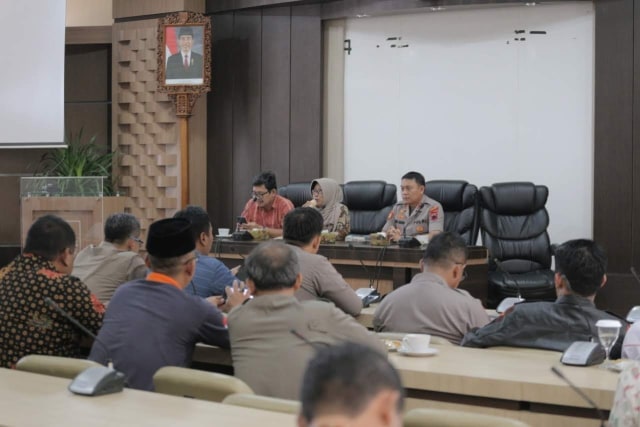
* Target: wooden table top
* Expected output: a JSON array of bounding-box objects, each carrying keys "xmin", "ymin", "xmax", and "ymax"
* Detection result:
[
  {"xmin": 389, "ymin": 343, "xmax": 619, "ymax": 410},
  {"xmin": 0, "ymin": 368, "xmax": 296, "ymax": 427}
]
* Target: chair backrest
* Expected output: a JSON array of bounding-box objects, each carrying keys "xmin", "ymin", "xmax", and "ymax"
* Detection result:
[
  {"xmin": 425, "ymin": 180, "xmax": 479, "ymax": 245},
  {"xmin": 479, "ymin": 182, "xmax": 551, "ymax": 273},
  {"xmin": 222, "ymin": 393, "xmax": 301, "ymax": 414},
  {"xmin": 278, "ymin": 182, "xmax": 311, "ymax": 207},
  {"xmin": 153, "ymin": 366, "xmax": 254, "ymax": 402},
  {"xmin": 342, "ymin": 180, "xmax": 397, "ymax": 234},
  {"xmin": 15, "ymin": 355, "xmax": 102, "ymax": 379},
  {"xmin": 403, "ymin": 408, "xmax": 530, "ymax": 427}
]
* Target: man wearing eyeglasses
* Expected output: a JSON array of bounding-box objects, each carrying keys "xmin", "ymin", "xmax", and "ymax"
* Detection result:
[
  {"xmin": 239, "ymin": 171, "xmax": 294, "ymax": 238},
  {"xmin": 73, "ymin": 213, "xmax": 147, "ymax": 306},
  {"xmin": 373, "ymin": 232, "xmax": 489, "ymax": 344}
]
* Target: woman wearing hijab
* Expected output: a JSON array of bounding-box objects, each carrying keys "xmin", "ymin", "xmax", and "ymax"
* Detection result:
[{"xmin": 303, "ymin": 178, "xmax": 350, "ymax": 240}]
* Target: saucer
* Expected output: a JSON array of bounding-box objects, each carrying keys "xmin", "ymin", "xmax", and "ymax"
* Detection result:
[{"xmin": 397, "ymin": 347, "xmax": 438, "ymax": 357}]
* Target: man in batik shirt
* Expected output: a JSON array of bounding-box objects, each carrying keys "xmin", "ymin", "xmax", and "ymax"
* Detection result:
[{"xmin": 0, "ymin": 215, "xmax": 104, "ymax": 368}]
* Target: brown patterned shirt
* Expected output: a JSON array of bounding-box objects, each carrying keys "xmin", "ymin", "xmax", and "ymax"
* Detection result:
[{"xmin": 0, "ymin": 254, "xmax": 104, "ymax": 368}]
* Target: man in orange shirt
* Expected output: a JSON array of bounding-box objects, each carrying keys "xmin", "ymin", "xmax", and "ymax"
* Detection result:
[{"xmin": 240, "ymin": 171, "xmax": 294, "ymax": 238}]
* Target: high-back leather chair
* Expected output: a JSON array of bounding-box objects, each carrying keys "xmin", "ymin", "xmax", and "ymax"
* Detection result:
[
  {"xmin": 342, "ymin": 180, "xmax": 397, "ymax": 234},
  {"xmin": 425, "ymin": 180, "xmax": 479, "ymax": 245},
  {"xmin": 278, "ymin": 182, "xmax": 311, "ymax": 207},
  {"xmin": 479, "ymin": 182, "xmax": 556, "ymax": 307}
]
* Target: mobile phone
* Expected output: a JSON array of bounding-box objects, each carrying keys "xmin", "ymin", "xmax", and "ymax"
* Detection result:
[{"xmin": 237, "ymin": 216, "xmax": 247, "ymax": 224}]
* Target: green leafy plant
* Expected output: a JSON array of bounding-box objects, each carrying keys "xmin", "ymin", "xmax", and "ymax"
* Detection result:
[{"xmin": 36, "ymin": 129, "xmax": 117, "ymax": 196}]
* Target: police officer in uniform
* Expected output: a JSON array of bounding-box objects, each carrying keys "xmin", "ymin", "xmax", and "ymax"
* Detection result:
[{"xmin": 383, "ymin": 171, "xmax": 444, "ymax": 242}]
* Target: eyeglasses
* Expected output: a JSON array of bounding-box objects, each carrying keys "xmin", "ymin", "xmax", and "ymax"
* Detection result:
[
  {"xmin": 130, "ymin": 236, "xmax": 144, "ymax": 245},
  {"xmin": 251, "ymin": 190, "xmax": 269, "ymax": 199},
  {"xmin": 311, "ymin": 189, "xmax": 323, "ymax": 196}
]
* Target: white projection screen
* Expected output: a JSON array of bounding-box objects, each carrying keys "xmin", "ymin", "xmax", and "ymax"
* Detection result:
[
  {"xmin": 0, "ymin": 0, "xmax": 65, "ymax": 148},
  {"xmin": 343, "ymin": 2, "xmax": 595, "ymax": 244}
]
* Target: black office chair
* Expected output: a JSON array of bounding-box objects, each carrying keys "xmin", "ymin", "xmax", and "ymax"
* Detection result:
[
  {"xmin": 425, "ymin": 180, "xmax": 479, "ymax": 246},
  {"xmin": 342, "ymin": 180, "xmax": 397, "ymax": 235},
  {"xmin": 479, "ymin": 182, "xmax": 556, "ymax": 308},
  {"xmin": 277, "ymin": 182, "xmax": 311, "ymax": 207}
]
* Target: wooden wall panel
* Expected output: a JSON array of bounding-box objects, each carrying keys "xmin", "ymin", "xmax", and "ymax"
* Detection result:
[
  {"xmin": 290, "ymin": 4, "xmax": 322, "ymax": 182},
  {"xmin": 208, "ymin": 14, "xmax": 235, "ymax": 231},
  {"xmin": 633, "ymin": 0, "xmax": 640, "ymax": 271},
  {"xmin": 112, "ymin": 20, "xmax": 180, "ymax": 238},
  {"xmin": 260, "ymin": 7, "xmax": 292, "ymax": 181},
  {"xmin": 232, "ymin": 11, "xmax": 263, "ymax": 225},
  {"xmin": 594, "ymin": 0, "xmax": 634, "ymax": 274}
]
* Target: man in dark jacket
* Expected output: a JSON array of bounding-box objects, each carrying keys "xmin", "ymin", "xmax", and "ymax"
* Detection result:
[{"xmin": 462, "ymin": 239, "xmax": 627, "ymax": 358}]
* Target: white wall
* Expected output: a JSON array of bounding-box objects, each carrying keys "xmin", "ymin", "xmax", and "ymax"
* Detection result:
[
  {"xmin": 343, "ymin": 2, "xmax": 594, "ymax": 244},
  {"xmin": 0, "ymin": 0, "xmax": 66, "ymax": 148}
]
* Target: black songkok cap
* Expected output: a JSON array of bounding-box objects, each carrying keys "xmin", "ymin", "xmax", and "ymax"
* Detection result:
[
  {"xmin": 178, "ymin": 27, "xmax": 194, "ymax": 37},
  {"xmin": 146, "ymin": 218, "xmax": 195, "ymax": 258}
]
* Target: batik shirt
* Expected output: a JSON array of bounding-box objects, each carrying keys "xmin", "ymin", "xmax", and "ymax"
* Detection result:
[{"xmin": 0, "ymin": 254, "xmax": 104, "ymax": 368}]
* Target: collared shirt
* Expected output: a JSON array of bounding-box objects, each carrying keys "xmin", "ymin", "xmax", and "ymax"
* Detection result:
[
  {"xmin": 241, "ymin": 194, "xmax": 294, "ymax": 229},
  {"xmin": 382, "ymin": 194, "xmax": 444, "ymax": 236},
  {"xmin": 89, "ymin": 276, "xmax": 229, "ymax": 391},
  {"xmin": 0, "ymin": 254, "xmax": 104, "ymax": 368},
  {"xmin": 289, "ymin": 245, "xmax": 362, "ymax": 316},
  {"xmin": 373, "ymin": 272, "xmax": 489, "ymax": 344},
  {"xmin": 73, "ymin": 241, "xmax": 147, "ymax": 305},
  {"xmin": 185, "ymin": 252, "xmax": 235, "ymax": 298},
  {"xmin": 228, "ymin": 294, "xmax": 385, "ymax": 399},
  {"xmin": 461, "ymin": 294, "xmax": 628, "ymax": 357}
]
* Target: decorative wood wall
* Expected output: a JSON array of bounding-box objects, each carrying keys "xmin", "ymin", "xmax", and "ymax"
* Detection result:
[{"xmin": 112, "ymin": 20, "xmax": 180, "ymax": 237}]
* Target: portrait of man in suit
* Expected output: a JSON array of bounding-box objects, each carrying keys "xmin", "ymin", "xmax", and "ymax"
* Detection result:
[{"xmin": 165, "ymin": 26, "xmax": 204, "ymax": 84}]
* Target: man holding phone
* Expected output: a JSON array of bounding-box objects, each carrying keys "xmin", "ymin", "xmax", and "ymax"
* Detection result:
[{"xmin": 239, "ymin": 171, "xmax": 294, "ymax": 238}]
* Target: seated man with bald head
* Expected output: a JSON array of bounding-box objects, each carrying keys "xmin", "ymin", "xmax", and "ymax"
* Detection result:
[
  {"xmin": 298, "ymin": 342, "xmax": 404, "ymax": 427},
  {"xmin": 227, "ymin": 241, "xmax": 385, "ymax": 399}
]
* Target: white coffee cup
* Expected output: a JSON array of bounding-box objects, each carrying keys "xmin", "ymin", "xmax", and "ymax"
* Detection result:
[
  {"xmin": 218, "ymin": 228, "xmax": 230, "ymax": 236},
  {"xmin": 401, "ymin": 334, "xmax": 431, "ymax": 353}
]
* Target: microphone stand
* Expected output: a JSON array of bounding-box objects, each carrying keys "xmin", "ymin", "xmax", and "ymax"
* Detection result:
[{"xmin": 551, "ymin": 367, "xmax": 605, "ymax": 427}]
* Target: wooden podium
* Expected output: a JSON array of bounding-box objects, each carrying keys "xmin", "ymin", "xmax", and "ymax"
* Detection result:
[{"xmin": 20, "ymin": 177, "xmax": 126, "ymax": 250}]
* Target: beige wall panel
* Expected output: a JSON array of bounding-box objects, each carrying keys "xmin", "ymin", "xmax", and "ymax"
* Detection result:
[
  {"xmin": 113, "ymin": 0, "xmax": 204, "ymax": 19},
  {"xmin": 322, "ymin": 19, "xmax": 345, "ymax": 181},
  {"xmin": 66, "ymin": 0, "xmax": 113, "ymax": 26}
]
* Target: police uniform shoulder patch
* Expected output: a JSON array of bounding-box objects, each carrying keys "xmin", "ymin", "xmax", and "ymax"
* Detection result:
[
  {"xmin": 387, "ymin": 210, "xmax": 395, "ymax": 221},
  {"xmin": 429, "ymin": 206, "xmax": 440, "ymax": 221}
]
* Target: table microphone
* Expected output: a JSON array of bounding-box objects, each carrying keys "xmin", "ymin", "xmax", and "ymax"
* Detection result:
[
  {"xmin": 348, "ymin": 243, "xmax": 374, "ymax": 287},
  {"xmin": 44, "ymin": 297, "xmax": 126, "ymax": 396},
  {"xmin": 550, "ymin": 366, "xmax": 606, "ymax": 427},
  {"xmin": 493, "ymin": 258, "xmax": 525, "ymax": 313}
]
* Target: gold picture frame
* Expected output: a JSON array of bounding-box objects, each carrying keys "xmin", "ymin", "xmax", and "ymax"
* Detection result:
[{"xmin": 157, "ymin": 11, "xmax": 211, "ymax": 99}]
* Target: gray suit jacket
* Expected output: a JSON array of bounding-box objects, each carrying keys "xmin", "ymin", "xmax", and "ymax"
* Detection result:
[{"xmin": 228, "ymin": 294, "xmax": 385, "ymax": 399}]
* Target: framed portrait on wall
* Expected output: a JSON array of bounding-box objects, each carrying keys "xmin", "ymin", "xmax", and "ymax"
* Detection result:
[{"xmin": 157, "ymin": 12, "xmax": 211, "ymax": 96}]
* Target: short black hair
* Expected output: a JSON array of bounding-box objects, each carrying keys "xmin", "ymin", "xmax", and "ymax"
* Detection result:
[
  {"xmin": 555, "ymin": 239, "xmax": 607, "ymax": 297},
  {"xmin": 300, "ymin": 342, "xmax": 404, "ymax": 422},
  {"xmin": 252, "ymin": 171, "xmax": 277, "ymax": 191},
  {"xmin": 24, "ymin": 215, "xmax": 76, "ymax": 260},
  {"xmin": 283, "ymin": 207, "xmax": 323, "ymax": 245},
  {"xmin": 245, "ymin": 241, "xmax": 299, "ymax": 290},
  {"xmin": 401, "ymin": 171, "xmax": 426, "ymax": 187},
  {"xmin": 423, "ymin": 232, "xmax": 468, "ymax": 268},
  {"xmin": 104, "ymin": 213, "xmax": 141, "ymax": 244},
  {"xmin": 174, "ymin": 205, "xmax": 212, "ymax": 243}
]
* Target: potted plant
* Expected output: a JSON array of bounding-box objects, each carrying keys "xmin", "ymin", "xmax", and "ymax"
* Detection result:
[{"xmin": 21, "ymin": 129, "xmax": 126, "ymax": 249}]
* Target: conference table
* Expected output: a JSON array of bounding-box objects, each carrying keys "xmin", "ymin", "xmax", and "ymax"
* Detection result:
[
  {"xmin": 0, "ymin": 368, "xmax": 296, "ymax": 427},
  {"xmin": 212, "ymin": 239, "xmax": 489, "ymax": 304},
  {"xmin": 192, "ymin": 339, "xmax": 619, "ymax": 427}
]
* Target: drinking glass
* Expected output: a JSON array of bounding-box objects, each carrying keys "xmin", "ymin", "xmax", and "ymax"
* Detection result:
[{"xmin": 596, "ymin": 319, "xmax": 622, "ymax": 367}]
